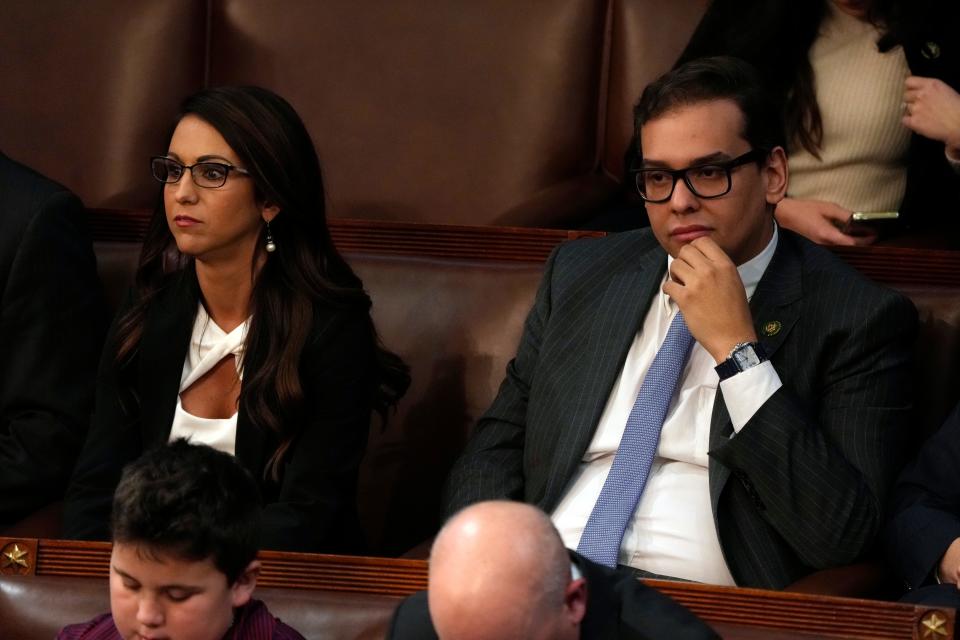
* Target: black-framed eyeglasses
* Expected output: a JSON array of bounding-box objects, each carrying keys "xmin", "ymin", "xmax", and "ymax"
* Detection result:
[
  {"xmin": 151, "ymin": 156, "xmax": 251, "ymax": 189},
  {"xmin": 631, "ymin": 149, "xmax": 767, "ymax": 203}
]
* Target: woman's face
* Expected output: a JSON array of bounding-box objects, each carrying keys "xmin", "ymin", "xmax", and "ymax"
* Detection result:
[{"xmin": 162, "ymin": 114, "xmax": 278, "ymax": 265}]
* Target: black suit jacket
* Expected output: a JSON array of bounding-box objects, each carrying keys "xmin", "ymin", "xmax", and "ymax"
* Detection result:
[
  {"xmin": 0, "ymin": 152, "xmax": 105, "ymax": 525},
  {"xmin": 886, "ymin": 401, "xmax": 960, "ymax": 590},
  {"xmin": 387, "ymin": 551, "xmax": 719, "ymax": 640},
  {"xmin": 445, "ymin": 229, "xmax": 916, "ymax": 589},
  {"xmin": 63, "ymin": 267, "xmax": 376, "ymax": 552}
]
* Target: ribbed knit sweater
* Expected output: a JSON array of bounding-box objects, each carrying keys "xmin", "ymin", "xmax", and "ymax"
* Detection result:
[{"xmin": 788, "ymin": 3, "xmax": 912, "ymax": 213}]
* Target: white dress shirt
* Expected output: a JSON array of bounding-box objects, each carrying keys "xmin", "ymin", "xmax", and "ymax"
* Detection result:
[
  {"xmin": 168, "ymin": 303, "xmax": 247, "ymax": 456},
  {"xmin": 552, "ymin": 226, "xmax": 782, "ymax": 585}
]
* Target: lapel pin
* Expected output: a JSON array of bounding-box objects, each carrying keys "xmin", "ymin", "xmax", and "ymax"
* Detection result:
[
  {"xmin": 761, "ymin": 320, "xmax": 782, "ymax": 337},
  {"xmin": 921, "ymin": 41, "xmax": 941, "ymax": 60}
]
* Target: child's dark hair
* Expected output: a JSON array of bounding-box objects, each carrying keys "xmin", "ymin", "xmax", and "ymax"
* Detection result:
[{"xmin": 111, "ymin": 439, "xmax": 261, "ymax": 584}]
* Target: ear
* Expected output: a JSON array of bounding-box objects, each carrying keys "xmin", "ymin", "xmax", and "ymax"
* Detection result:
[
  {"xmin": 261, "ymin": 203, "xmax": 280, "ymax": 224},
  {"xmin": 763, "ymin": 146, "xmax": 788, "ymax": 206},
  {"xmin": 562, "ymin": 577, "xmax": 588, "ymax": 626},
  {"xmin": 230, "ymin": 560, "xmax": 261, "ymax": 608}
]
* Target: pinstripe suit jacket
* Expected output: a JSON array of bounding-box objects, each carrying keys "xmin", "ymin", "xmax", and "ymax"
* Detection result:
[{"xmin": 444, "ymin": 228, "xmax": 916, "ymax": 589}]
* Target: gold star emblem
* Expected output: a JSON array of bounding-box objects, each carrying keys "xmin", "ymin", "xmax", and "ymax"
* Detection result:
[
  {"xmin": 920, "ymin": 611, "xmax": 949, "ymax": 638},
  {"xmin": 761, "ymin": 320, "xmax": 782, "ymax": 337},
  {"xmin": 1, "ymin": 544, "xmax": 29, "ymax": 570}
]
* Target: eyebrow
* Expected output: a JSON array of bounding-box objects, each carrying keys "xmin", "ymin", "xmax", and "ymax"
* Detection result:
[
  {"xmin": 196, "ymin": 154, "xmax": 233, "ymax": 164},
  {"xmin": 162, "ymin": 153, "xmax": 233, "ymax": 164},
  {"xmin": 111, "ymin": 565, "xmax": 202, "ymax": 592},
  {"xmin": 112, "ymin": 565, "xmax": 138, "ymax": 582},
  {"xmin": 640, "ymin": 151, "xmax": 734, "ymax": 170}
]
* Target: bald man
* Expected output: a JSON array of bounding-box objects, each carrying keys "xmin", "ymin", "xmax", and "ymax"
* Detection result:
[{"xmin": 388, "ymin": 501, "xmax": 717, "ymax": 640}]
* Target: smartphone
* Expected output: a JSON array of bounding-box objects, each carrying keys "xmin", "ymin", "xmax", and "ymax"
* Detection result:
[{"xmin": 851, "ymin": 211, "xmax": 899, "ymax": 222}]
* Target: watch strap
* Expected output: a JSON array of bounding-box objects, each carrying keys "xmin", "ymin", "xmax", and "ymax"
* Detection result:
[{"xmin": 715, "ymin": 342, "xmax": 767, "ymax": 381}]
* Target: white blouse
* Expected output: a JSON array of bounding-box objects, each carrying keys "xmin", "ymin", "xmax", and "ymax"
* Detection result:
[{"xmin": 168, "ymin": 303, "xmax": 248, "ymax": 456}]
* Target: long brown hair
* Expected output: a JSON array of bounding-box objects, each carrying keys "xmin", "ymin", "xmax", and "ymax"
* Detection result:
[{"xmin": 116, "ymin": 86, "xmax": 409, "ymax": 479}]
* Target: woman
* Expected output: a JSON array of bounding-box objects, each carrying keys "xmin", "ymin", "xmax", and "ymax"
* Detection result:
[
  {"xmin": 674, "ymin": 0, "xmax": 960, "ymax": 246},
  {"xmin": 64, "ymin": 86, "xmax": 409, "ymax": 552}
]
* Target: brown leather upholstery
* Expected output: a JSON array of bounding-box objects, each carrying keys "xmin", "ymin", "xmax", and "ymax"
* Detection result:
[
  {"xmin": 351, "ymin": 254, "xmax": 544, "ymax": 554},
  {"xmin": 600, "ymin": 0, "xmax": 710, "ymax": 183},
  {"xmin": 3, "ymin": 1, "xmax": 624, "ymax": 226},
  {"xmin": 0, "ymin": 0, "xmax": 204, "ymax": 209},
  {"xmin": 92, "ymin": 242, "xmax": 141, "ymax": 312},
  {"xmin": 0, "ymin": 575, "xmax": 398, "ymax": 640},
  {"xmin": 207, "ymin": 0, "xmax": 610, "ymax": 226}
]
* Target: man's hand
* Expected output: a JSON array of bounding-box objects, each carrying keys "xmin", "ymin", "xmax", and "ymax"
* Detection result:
[
  {"xmin": 903, "ymin": 76, "xmax": 960, "ymax": 157},
  {"xmin": 663, "ymin": 236, "xmax": 756, "ymax": 363},
  {"xmin": 938, "ymin": 537, "xmax": 960, "ymax": 587},
  {"xmin": 775, "ymin": 197, "xmax": 878, "ymax": 246}
]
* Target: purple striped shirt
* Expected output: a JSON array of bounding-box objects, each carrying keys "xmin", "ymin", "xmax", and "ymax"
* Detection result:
[{"xmin": 56, "ymin": 599, "xmax": 305, "ymax": 640}]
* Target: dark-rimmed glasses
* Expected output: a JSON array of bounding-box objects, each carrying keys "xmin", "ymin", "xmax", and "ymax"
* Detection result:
[
  {"xmin": 151, "ymin": 156, "xmax": 251, "ymax": 189},
  {"xmin": 631, "ymin": 149, "xmax": 767, "ymax": 203}
]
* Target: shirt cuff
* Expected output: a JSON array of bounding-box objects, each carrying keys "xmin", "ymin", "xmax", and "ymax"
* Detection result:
[
  {"xmin": 719, "ymin": 361, "xmax": 782, "ymax": 433},
  {"xmin": 946, "ymin": 145, "xmax": 960, "ymax": 175}
]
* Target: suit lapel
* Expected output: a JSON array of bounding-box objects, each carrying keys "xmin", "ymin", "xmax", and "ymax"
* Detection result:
[
  {"xmin": 542, "ymin": 241, "xmax": 667, "ymax": 508},
  {"xmin": 139, "ymin": 270, "xmax": 199, "ymax": 450},
  {"xmin": 709, "ymin": 231, "xmax": 803, "ymax": 512}
]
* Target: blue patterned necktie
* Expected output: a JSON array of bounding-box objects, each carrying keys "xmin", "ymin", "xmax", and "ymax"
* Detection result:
[{"xmin": 577, "ymin": 311, "xmax": 696, "ymax": 567}]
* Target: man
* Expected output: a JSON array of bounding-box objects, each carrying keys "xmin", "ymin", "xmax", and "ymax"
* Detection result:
[
  {"xmin": 445, "ymin": 57, "xmax": 916, "ymax": 589},
  {"xmin": 0, "ymin": 151, "xmax": 105, "ymax": 526},
  {"xmin": 389, "ymin": 501, "xmax": 717, "ymax": 639},
  {"xmin": 886, "ymin": 401, "xmax": 960, "ymax": 608},
  {"xmin": 58, "ymin": 440, "xmax": 305, "ymax": 639}
]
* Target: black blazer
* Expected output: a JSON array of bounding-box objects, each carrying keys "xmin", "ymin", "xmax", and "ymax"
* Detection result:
[
  {"xmin": 886, "ymin": 401, "xmax": 960, "ymax": 590},
  {"xmin": 387, "ymin": 551, "xmax": 719, "ymax": 640},
  {"xmin": 0, "ymin": 152, "xmax": 105, "ymax": 525},
  {"xmin": 445, "ymin": 229, "xmax": 916, "ymax": 589},
  {"xmin": 63, "ymin": 268, "xmax": 376, "ymax": 552},
  {"xmin": 675, "ymin": 0, "xmax": 960, "ymax": 236}
]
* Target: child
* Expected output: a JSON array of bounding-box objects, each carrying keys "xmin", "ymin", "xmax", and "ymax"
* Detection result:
[{"xmin": 58, "ymin": 439, "xmax": 305, "ymax": 639}]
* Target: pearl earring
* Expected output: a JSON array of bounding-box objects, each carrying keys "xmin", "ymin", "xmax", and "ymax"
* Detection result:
[{"xmin": 265, "ymin": 220, "xmax": 276, "ymax": 253}]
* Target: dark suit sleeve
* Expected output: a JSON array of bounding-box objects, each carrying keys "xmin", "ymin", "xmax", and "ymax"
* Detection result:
[
  {"xmin": 442, "ymin": 246, "xmax": 558, "ymax": 516},
  {"xmin": 885, "ymin": 402, "xmax": 960, "ymax": 588},
  {"xmin": 710, "ymin": 289, "xmax": 916, "ymax": 569},
  {"xmin": 387, "ymin": 592, "xmax": 438, "ymax": 640},
  {"xmin": 0, "ymin": 189, "xmax": 105, "ymax": 524},
  {"xmin": 63, "ymin": 298, "xmax": 142, "ymax": 540},
  {"xmin": 258, "ymin": 309, "xmax": 374, "ymax": 552},
  {"xmin": 616, "ymin": 580, "xmax": 720, "ymax": 640}
]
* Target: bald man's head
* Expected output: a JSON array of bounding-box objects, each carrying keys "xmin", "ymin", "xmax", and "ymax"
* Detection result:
[{"xmin": 427, "ymin": 501, "xmax": 586, "ymax": 640}]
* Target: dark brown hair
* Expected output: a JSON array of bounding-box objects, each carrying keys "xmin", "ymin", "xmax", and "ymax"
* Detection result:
[
  {"xmin": 116, "ymin": 86, "xmax": 409, "ymax": 479},
  {"xmin": 635, "ymin": 56, "xmax": 785, "ymax": 155}
]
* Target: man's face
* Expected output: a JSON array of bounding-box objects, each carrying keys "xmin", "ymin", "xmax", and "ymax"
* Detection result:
[
  {"xmin": 639, "ymin": 99, "xmax": 786, "ymax": 266},
  {"xmin": 109, "ymin": 543, "xmax": 254, "ymax": 640}
]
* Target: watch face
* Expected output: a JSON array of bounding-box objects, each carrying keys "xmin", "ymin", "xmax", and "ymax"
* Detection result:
[{"xmin": 732, "ymin": 345, "xmax": 761, "ymax": 370}]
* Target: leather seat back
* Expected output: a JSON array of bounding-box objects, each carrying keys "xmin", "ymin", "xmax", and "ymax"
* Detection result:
[{"xmin": 0, "ymin": 0, "xmax": 204, "ymax": 209}]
